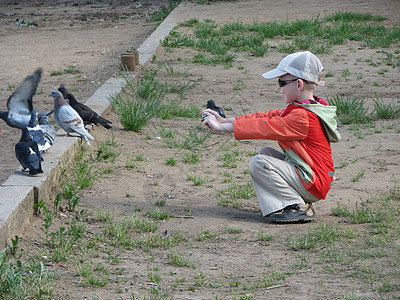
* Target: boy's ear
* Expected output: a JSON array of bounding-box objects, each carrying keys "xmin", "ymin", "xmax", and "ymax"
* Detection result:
[{"xmin": 297, "ymin": 79, "xmax": 303, "ymax": 90}]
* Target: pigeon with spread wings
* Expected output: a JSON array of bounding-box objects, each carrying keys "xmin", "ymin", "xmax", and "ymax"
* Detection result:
[{"xmin": 0, "ymin": 68, "xmax": 53, "ymax": 128}]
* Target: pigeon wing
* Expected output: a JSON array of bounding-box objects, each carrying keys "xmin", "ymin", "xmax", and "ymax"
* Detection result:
[
  {"xmin": 72, "ymin": 103, "xmax": 98, "ymax": 123},
  {"xmin": 56, "ymin": 106, "xmax": 94, "ymax": 142},
  {"xmin": 15, "ymin": 141, "xmax": 31, "ymax": 170},
  {"xmin": 7, "ymin": 68, "xmax": 42, "ymax": 116}
]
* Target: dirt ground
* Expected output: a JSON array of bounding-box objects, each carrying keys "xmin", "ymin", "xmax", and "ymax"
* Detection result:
[
  {"xmin": 0, "ymin": 0, "xmax": 171, "ymax": 183},
  {"xmin": 1, "ymin": 0, "xmax": 400, "ymax": 299}
]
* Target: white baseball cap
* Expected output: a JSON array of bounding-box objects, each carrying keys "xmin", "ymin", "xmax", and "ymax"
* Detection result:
[{"xmin": 262, "ymin": 51, "xmax": 324, "ymax": 85}]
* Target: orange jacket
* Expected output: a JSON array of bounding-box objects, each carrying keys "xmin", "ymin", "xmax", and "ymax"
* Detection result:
[{"xmin": 234, "ymin": 98, "xmax": 338, "ymax": 199}]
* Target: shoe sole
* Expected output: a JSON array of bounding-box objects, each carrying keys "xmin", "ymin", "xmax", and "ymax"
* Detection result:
[{"xmin": 269, "ymin": 215, "xmax": 315, "ymax": 223}]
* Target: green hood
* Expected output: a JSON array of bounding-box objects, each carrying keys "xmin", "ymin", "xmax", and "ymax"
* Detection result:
[{"xmin": 292, "ymin": 102, "xmax": 341, "ymax": 142}]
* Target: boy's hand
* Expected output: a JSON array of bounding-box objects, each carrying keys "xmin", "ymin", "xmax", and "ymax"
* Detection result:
[
  {"xmin": 201, "ymin": 109, "xmax": 234, "ymax": 133},
  {"xmin": 201, "ymin": 109, "xmax": 224, "ymax": 122}
]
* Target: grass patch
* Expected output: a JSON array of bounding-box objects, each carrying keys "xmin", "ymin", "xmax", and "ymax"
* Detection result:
[
  {"xmin": 167, "ymin": 251, "xmax": 196, "ymax": 268},
  {"xmin": 373, "ymin": 97, "xmax": 400, "ymax": 119},
  {"xmin": 158, "ymin": 100, "xmax": 201, "ymax": 119},
  {"xmin": 218, "ymin": 181, "xmax": 256, "ymax": 200},
  {"xmin": 187, "ymin": 173, "xmax": 206, "ymax": 186},
  {"xmin": 109, "ymin": 70, "xmax": 164, "ymax": 131},
  {"xmin": 161, "ymin": 12, "xmax": 399, "ymax": 66},
  {"xmin": 156, "ymin": 125, "xmax": 212, "ymax": 150},
  {"xmin": 327, "ymin": 94, "xmax": 372, "ymax": 124},
  {"xmin": 0, "ymin": 239, "xmax": 54, "ymax": 299}
]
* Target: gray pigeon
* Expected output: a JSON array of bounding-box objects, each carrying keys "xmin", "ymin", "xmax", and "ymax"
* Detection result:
[
  {"xmin": 27, "ymin": 109, "xmax": 51, "ymax": 154},
  {"xmin": 58, "ymin": 85, "xmax": 112, "ymax": 129},
  {"xmin": 0, "ymin": 68, "xmax": 53, "ymax": 129},
  {"xmin": 15, "ymin": 127, "xmax": 44, "ymax": 175},
  {"xmin": 49, "ymin": 90, "xmax": 94, "ymax": 145},
  {"xmin": 39, "ymin": 115, "xmax": 55, "ymax": 151}
]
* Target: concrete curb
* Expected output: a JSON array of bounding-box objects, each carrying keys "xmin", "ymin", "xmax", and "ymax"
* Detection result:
[{"xmin": 0, "ymin": 3, "xmax": 185, "ymax": 248}]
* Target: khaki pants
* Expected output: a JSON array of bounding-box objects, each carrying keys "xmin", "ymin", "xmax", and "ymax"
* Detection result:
[{"xmin": 249, "ymin": 147, "xmax": 320, "ymax": 216}]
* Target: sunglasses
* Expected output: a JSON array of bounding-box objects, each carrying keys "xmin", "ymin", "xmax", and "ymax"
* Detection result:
[{"xmin": 278, "ymin": 78, "xmax": 310, "ymax": 87}]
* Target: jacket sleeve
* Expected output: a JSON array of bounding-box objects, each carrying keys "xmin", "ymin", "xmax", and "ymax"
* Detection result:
[
  {"xmin": 235, "ymin": 109, "xmax": 282, "ymax": 120},
  {"xmin": 234, "ymin": 108, "xmax": 309, "ymax": 140}
]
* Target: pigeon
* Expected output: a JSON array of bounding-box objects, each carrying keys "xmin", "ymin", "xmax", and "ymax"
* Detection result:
[
  {"xmin": 39, "ymin": 115, "xmax": 55, "ymax": 152},
  {"xmin": 27, "ymin": 109, "xmax": 51, "ymax": 154},
  {"xmin": 49, "ymin": 90, "xmax": 94, "ymax": 145},
  {"xmin": 58, "ymin": 85, "xmax": 112, "ymax": 129},
  {"xmin": 0, "ymin": 68, "xmax": 53, "ymax": 129},
  {"xmin": 206, "ymin": 100, "xmax": 226, "ymax": 118},
  {"xmin": 15, "ymin": 127, "xmax": 44, "ymax": 175}
]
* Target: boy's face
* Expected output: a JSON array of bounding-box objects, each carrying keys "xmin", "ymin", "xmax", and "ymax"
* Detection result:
[{"xmin": 278, "ymin": 74, "xmax": 299, "ymax": 104}]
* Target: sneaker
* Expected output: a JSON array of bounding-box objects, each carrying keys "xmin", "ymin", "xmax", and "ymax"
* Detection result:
[{"xmin": 268, "ymin": 203, "xmax": 315, "ymax": 223}]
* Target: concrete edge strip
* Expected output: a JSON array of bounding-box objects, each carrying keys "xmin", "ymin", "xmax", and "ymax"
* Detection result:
[{"xmin": 0, "ymin": 3, "xmax": 185, "ymax": 247}]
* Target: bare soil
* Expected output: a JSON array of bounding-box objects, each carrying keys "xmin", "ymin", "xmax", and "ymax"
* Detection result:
[
  {"xmin": 0, "ymin": 0, "xmax": 170, "ymax": 183},
  {"xmin": 1, "ymin": 0, "xmax": 400, "ymax": 299}
]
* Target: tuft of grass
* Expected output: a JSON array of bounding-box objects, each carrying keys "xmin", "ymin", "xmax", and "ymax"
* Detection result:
[
  {"xmin": 351, "ymin": 170, "xmax": 365, "ymax": 182},
  {"xmin": 94, "ymin": 136, "xmax": 120, "ymax": 162},
  {"xmin": 165, "ymin": 157, "xmax": 177, "ymax": 166},
  {"xmin": 373, "ymin": 97, "xmax": 400, "ymax": 119},
  {"xmin": 218, "ymin": 151, "xmax": 240, "ymax": 168},
  {"xmin": 167, "ymin": 251, "xmax": 196, "ymax": 268},
  {"xmin": 226, "ymin": 228, "xmax": 243, "ymax": 234},
  {"xmin": 158, "ymin": 100, "xmax": 201, "ymax": 119},
  {"xmin": 287, "ymin": 223, "xmax": 347, "ymax": 250},
  {"xmin": 327, "ymin": 94, "xmax": 372, "ymax": 124},
  {"xmin": 63, "ymin": 65, "xmax": 82, "ymax": 74},
  {"xmin": 146, "ymin": 208, "xmax": 171, "ymax": 221},
  {"xmin": 109, "ymin": 70, "xmax": 164, "ymax": 131},
  {"xmin": 0, "ymin": 240, "xmax": 54, "ymax": 299},
  {"xmin": 77, "ymin": 260, "xmax": 109, "ymax": 287},
  {"xmin": 156, "ymin": 126, "xmax": 211, "ymax": 150},
  {"xmin": 258, "ymin": 231, "xmax": 274, "ymax": 242},
  {"xmin": 198, "ymin": 230, "xmax": 217, "ymax": 241},
  {"xmin": 182, "ymin": 151, "xmax": 199, "ymax": 164},
  {"xmin": 187, "ymin": 173, "xmax": 206, "ymax": 186},
  {"xmin": 324, "ymin": 11, "xmax": 386, "ymax": 23},
  {"xmin": 219, "ymin": 182, "xmax": 256, "ymax": 200}
]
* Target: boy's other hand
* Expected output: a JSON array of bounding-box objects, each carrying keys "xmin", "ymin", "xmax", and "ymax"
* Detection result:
[{"xmin": 200, "ymin": 109, "xmax": 234, "ymax": 133}]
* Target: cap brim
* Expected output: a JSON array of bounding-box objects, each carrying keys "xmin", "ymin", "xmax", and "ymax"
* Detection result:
[{"xmin": 262, "ymin": 68, "xmax": 287, "ymax": 79}]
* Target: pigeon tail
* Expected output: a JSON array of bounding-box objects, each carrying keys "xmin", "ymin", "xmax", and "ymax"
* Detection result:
[{"xmin": 98, "ymin": 120, "xmax": 112, "ymax": 129}]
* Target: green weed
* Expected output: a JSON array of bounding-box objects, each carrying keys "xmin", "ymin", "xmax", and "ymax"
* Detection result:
[
  {"xmin": 351, "ymin": 170, "xmax": 365, "ymax": 182},
  {"xmin": 94, "ymin": 136, "xmax": 120, "ymax": 162},
  {"xmin": 187, "ymin": 173, "xmax": 206, "ymax": 186},
  {"xmin": 373, "ymin": 97, "xmax": 400, "ymax": 119},
  {"xmin": 198, "ymin": 230, "xmax": 217, "ymax": 241},
  {"xmin": 327, "ymin": 94, "xmax": 372, "ymax": 124},
  {"xmin": 146, "ymin": 208, "xmax": 171, "ymax": 220},
  {"xmin": 0, "ymin": 242, "xmax": 54, "ymax": 299},
  {"xmin": 182, "ymin": 151, "xmax": 200, "ymax": 164},
  {"xmin": 167, "ymin": 251, "xmax": 196, "ymax": 268},
  {"xmin": 219, "ymin": 182, "xmax": 256, "ymax": 200},
  {"xmin": 110, "ymin": 70, "xmax": 164, "ymax": 131},
  {"xmin": 165, "ymin": 157, "xmax": 177, "ymax": 166},
  {"xmin": 156, "ymin": 125, "xmax": 211, "ymax": 150},
  {"xmin": 158, "ymin": 100, "xmax": 201, "ymax": 119}
]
